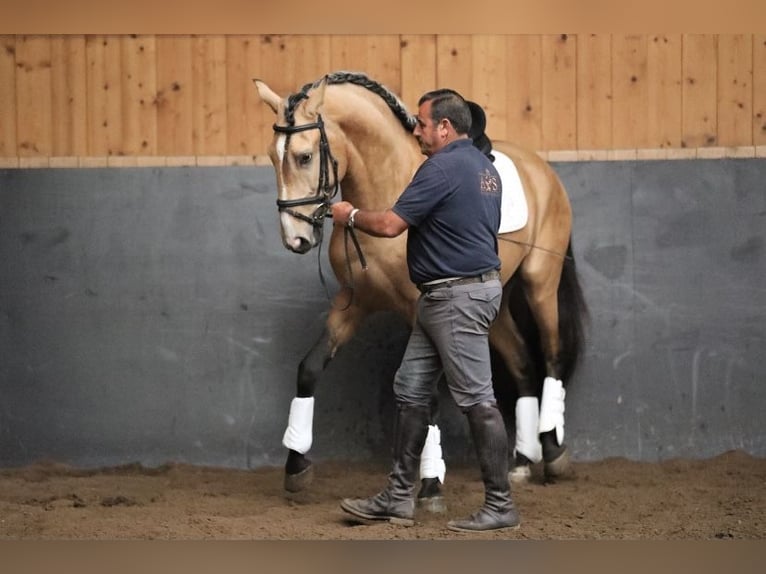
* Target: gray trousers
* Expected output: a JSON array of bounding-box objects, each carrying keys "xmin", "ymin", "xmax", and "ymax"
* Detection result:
[{"xmin": 393, "ymin": 279, "xmax": 502, "ymax": 410}]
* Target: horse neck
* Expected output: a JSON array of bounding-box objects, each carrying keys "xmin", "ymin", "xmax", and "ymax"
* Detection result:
[{"xmin": 326, "ymin": 91, "xmax": 423, "ymax": 210}]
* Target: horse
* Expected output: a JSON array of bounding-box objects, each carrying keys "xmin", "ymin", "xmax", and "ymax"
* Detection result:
[{"xmin": 253, "ymin": 71, "xmax": 587, "ymax": 506}]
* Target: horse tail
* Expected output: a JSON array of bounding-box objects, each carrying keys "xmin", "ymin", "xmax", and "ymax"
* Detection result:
[{"xmin": 556, "ymin": 240, "xmax": 588, "ymax": 385}]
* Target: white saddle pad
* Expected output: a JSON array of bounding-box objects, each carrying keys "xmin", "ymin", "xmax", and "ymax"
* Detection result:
[{"xmin": 493, "ymin": 150, "xmax": 528, "ymax": 234}]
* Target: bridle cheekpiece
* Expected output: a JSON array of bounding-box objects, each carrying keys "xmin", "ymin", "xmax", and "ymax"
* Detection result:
[{"xmin": 273, "ymin": 114, "xmax": 339, "ymax": 228}]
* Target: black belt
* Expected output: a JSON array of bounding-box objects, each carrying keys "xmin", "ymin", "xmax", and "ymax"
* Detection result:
[{"xmin": 417, "ymin": 270, "xmax": 500, "ymax": 294}]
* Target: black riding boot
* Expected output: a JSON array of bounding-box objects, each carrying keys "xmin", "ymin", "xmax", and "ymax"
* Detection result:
[
  {"xmin": 447, "ymin": 402, "xmax": 520, "ymax": 532},
  {"xmin": 340, "ymin": 403, "xmax": 430, "ymax": 526}
]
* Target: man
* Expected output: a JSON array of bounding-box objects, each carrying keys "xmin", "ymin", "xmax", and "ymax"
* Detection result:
[{"xmin": 331, "ymin": 89, "xmax": 519, "ymax": 532}]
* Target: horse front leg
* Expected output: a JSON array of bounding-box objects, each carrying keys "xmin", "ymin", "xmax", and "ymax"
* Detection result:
[
  {"xmin": 283, "ymin": 288, "xmax": 364, "ymax": 492},
  {"xmin": 282, "ymin": 328, "xmax": 335, "ymax": 492}
]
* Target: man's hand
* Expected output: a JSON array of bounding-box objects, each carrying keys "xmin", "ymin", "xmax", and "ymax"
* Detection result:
[{"xmin": 331, "ymin": 201, "xmax": 355, "ymax": 226}]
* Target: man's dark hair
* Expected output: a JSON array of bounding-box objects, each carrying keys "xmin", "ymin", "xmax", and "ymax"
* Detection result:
[{"xmin": 418, "ymin": 89, "xmax": 471, "ymax": 134}]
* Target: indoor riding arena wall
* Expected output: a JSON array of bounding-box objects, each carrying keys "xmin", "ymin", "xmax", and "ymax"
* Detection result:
[
  {"xmin": 1, "ymin": 34, "xmax": 765, "ymax": 470},
  {"xmin": 1, "ymin": 158, "xmax": 764, "ymax": 469}
]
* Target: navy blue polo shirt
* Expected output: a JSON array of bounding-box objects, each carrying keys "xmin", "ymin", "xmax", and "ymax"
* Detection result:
[{"xmin": 392, "ymin": 138, "xmax": 502, "ymax": 285}]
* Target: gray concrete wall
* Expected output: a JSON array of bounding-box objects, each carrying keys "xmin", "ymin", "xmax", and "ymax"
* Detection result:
[{"xmin": 1, "ymin": 160, "xmax": 764, "ymax": 470}]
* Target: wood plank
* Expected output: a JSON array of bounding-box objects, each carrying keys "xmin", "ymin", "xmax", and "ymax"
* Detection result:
[
  {"xmin": 329, "ymin": 35, "xmax": 398, "ymax": 90},
  {"xmin": 682, "ymin": 34, "xmax": 718, "ymax": 148},
  {"xmin": 254, "ymin": 35, "xmax": 331, "ymax": 154},
  {"xmin": 364, "ymin": 35, "xmax": 401, "ymax": 94},
  {"xmin": 755, "ymin": 35, "xmax": 766, "ymax": 146},
  {"xmin": 121, "ymin": 35, "xmax": 157, "ymax": 155},
  {"xmin": 471, "ymin": 35, "xmax": 507, "ymax": 141},
  {"xmin": 436, "ymin": 35, "xmax": 472, "ymax": 99},
  {"xmin": 717, "ymin": 34, "xmax": 753, "ymax": 147},
  {"xmin": 51, "ymin": 35, "xmax": 87, "ymax": 156},
  {"xmin": 611, "ymin": 35, "xmax": 648, "ymax": 149},
  {"xmin": 287, "ymin": 35, "xmax": 332, "ymax": 87},
  {"xmin": 226, "ymin": 35, "xmax": 262, "ymax": 156},
  {"xmin": 400, "ymin": 35, "xmax": 436, "ymax": 112},
  {"xmin": 0, "ymin": 35, "xmax": 17, "ymax": 156},
  {"xmin": 15, "ymin": 35, "xmax": 52, "ymax": 156},
  {"xmin": 156, "ymin": 35, "xmax": 193, "ymax": 156},
  {"xmin": 192, "ymin": 35, "xmax": 227, "ymax": 156},
  {"xmin": 541, "ymin": 34, "xmax": 576, "ymax": 151},
  {"xmin": 251, "ymin": 35, "xmax": 286, "ymax": 154},
  {"xmin": 505, "ymin": 35, "xmax": 542, "ymax": 151},
  {"xmin": 576, "ymin": 33, "xmax": 612, "ymax": 150},
  {"xmin": 647, "ymin": 34, "xmax": 682, "ymax": 148},
  {"xmin": 86, "ymin": 35, "xmax": 123, "ymax": 156}
]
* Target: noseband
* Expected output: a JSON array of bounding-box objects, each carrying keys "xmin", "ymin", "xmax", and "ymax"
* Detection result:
[{"xmin": 273, "ymin": 115, "xmax": 339, "ymax": 227}]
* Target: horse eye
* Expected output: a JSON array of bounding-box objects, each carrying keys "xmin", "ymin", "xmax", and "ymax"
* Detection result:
[{"xmin": 296, "ymin": 152, "xmax": 312, "ymax": 167}]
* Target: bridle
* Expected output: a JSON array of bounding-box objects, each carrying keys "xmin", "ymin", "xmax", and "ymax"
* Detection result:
[
  {"xmin": 273, "ymin": 114, "xmax": 339, "ymax": 227},
  {"xmin": 272, "ymin": 112, "xmax": 367, "ymax": 307}
]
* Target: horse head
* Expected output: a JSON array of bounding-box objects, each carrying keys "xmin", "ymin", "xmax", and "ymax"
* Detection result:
[{"xmin": 254, "ymin": 77, "xmax": 343, "ymax": 254}]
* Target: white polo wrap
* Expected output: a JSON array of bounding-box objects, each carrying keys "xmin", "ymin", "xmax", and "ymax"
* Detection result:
[
  {"xmin": 539, "ymin": 377, "xmax": 565, "ymax": 445},
  {"xmin": 419, "ymin": 424, "xmax": 446, "ymax": 483},
  {"xmin": 282, "ymin": 397, "xmax": 314, "ymax": 454},
  {"xmin": 514, "ymin": 396, "xmax": 542, "ymax": 463}
]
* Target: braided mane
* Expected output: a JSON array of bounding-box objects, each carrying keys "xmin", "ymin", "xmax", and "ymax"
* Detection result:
[{"xmin": 284, "ymin": 71, "xmax": 417, "ymax": 133}]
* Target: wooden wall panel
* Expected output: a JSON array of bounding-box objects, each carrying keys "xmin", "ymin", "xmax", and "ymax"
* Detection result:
[
  {"xmin": 682, "ymin": 34, "xmax": 718, "ymax": 148},
  {"xmin": 472, "ymin": 36, "xmax": 507, "ymax": 141},
  {"xmin": 612, "ymin": 35, "xmax": 648, "ymax": 149},
  {"xmin": 2, "ymin": 34, "xmax": 766, "ymax": 160},
  {"xmin": 15, "ymin": 35, "xmax": 52, "ymax": 156},
  {"xmin": 226, "ymin": 35, "xmax": 263, "ymax": 156},
  {"xmin": 253, "ymin": 35, "xmax": 332, "ymax": 151},
  {"xmin": 577, "ymin": 34, "xmax": 612, "ymax": 150},
  {"xmin": 400, "ymin": 35, "xmax": 436, "ymax": 112},
  {"xmin": 156, "ymin": 36, "xmax": 193, "ymax": 156},
  {"xmin": 86, "ymin": 35, "xmax": 124, "ymax": 156},
  {"xmin": 121, "ymin": 35, "xmax": 157, "ymax": 156},
  {"xmin": 435, "ymin": 35, "xmax": 472, "ymax": 100},
  {"xmin": 541, "ymin": 34, "xmax": 576, "ymax": 150},
  {"xmin": 192, "ymin": 36, "xmax": 227, "ymax": 156},
  {"xmin": 0, "ymin": 36, "xmax": 18, "ymax": 156},
  {"xmin": 717, "ymin": 34, "xmax": 753, "ymax": 147},
  {"xmin": 505, "ymin": 35, "xmax": 542, "ymax": 151},
  {"xmin": 755, "ymin": 35, "xmax": 766, "ymax": 146},
  {"xmin": 330, "ymin": 35, "xmax": 399, "ymax": 93},
  {"xmin": 647, "ymin": 34, "xmax": 682, "ymax": 148},
  {"xmin": 51, "ymin": 36, "xmax": 87, "ymax": 157}
]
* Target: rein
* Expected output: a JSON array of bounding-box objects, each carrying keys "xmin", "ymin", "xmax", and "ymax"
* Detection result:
[{"xmin": 273, "ymin": 114, "xmax": 368, "ymax": 308}]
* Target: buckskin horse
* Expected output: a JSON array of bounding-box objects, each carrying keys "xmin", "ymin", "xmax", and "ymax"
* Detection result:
[{"xmin": 253, "ymin": 71, "xmax": 587, "ymax": 509}]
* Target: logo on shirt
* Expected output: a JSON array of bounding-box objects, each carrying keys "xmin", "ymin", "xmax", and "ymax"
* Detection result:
[{"xmin": 479, "ymin": 169, "xmax": 500, "ymax": 193}]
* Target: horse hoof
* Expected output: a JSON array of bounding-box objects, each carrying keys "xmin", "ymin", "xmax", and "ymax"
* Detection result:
[
  {"xmin": 544, "ymin": 447, "xmax": 571, "ymax": 478},
  {"xmin": 417, "ymin": 495, "xmax": 447, "ymax": 513},
  {"xmin": 284, "ymin": 465, "xmax": 314, "ymax": 493},
  {"xmin": 509, "ymin": 465, "xmax": 532, "ymax": 484},
  {"xmin": 416, "ymin": 477, "xmax": 447, "ymax": 513}
]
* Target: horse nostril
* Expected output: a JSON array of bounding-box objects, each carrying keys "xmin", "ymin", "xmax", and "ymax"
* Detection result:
[{"xmin": 295, "ymin": 237, "xmax": 312, "ymax": 254}]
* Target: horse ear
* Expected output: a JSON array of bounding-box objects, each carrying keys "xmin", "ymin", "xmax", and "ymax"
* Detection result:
[
  {"xmin": 253, "ymin": 79, "xmax": 282, "ymax": 114},
  {"xmin": 303, "ymin": 78, "xmax": 327, "ymax": 118}
]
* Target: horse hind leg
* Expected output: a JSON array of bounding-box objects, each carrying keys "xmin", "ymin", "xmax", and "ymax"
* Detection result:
[
  {"xmin": 489, "ymin": 286, "xmax": 542, "ymax": 485},
  {"xmin": 521, "ymin": 269, "xmax": 572, "ymax": 480}
]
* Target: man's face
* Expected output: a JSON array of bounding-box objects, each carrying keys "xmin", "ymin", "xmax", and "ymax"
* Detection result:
[{"xmin": 413, "ymin": 100, "xmax": 446, "ymax": 156}]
